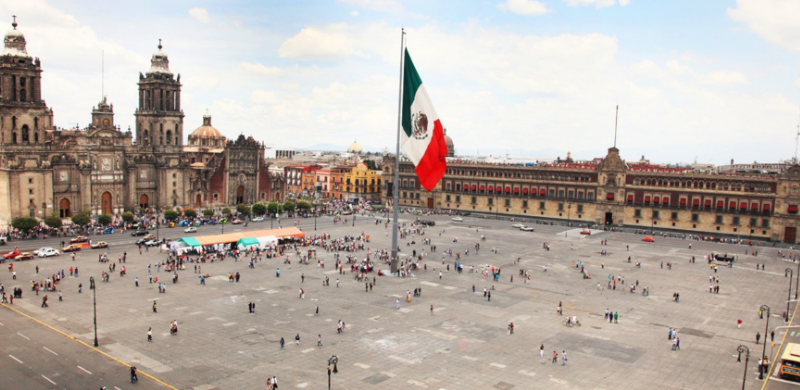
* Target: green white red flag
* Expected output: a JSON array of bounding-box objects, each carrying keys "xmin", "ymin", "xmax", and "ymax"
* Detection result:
[{"xmin": 401, "ymin": 48, "xmax": 448, "ymax": 191}]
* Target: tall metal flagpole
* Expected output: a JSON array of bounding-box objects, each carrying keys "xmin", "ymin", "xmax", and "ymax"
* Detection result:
[{"xmin": 390, "ymin": 29, "xmax": 406, "ymax": 274}]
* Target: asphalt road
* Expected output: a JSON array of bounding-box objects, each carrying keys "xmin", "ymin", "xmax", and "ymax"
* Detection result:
[{"xmin": 0, "ymin": 307, "xmax": 164, "ymax": 390}]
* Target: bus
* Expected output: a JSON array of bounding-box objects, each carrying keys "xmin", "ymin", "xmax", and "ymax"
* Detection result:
[{"xmin": 779, "ymin": 343, "xmax": 800, "ymax": 381}]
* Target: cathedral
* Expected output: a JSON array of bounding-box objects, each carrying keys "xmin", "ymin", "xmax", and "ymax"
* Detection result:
[{"xmin": 0, "ymin": 19, "xmax": 279, "ymax": 225}]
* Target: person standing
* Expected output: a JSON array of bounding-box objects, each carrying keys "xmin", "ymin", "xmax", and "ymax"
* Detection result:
[
  {"xmin": 152, "ymin": 301, "xmax": 157, "ymax": 313},
  {"xmin": 280, "ymin": 337, "xmax": 285, "ymax": 350},
  {"xmin": 552, "ymin": 351, "xmax": 558, "ymax": 364},
  {"xmin": 430, "ymin": 305, "xmax": 434, "ymax": 315},
  {"xmin": 540, "ymin": 345, "xmax": 544, "ymax": 359},
  {"xmin": 147, "ymin": 327, "xmax": 152, "ymax": 342},
  {"xmin": 272, "ymin": 376, "xmax": 278, "ymax": 389},
  {"xmin": 756, "ymin": 332, "xmax": 761, "ymax": 345},
  {"xmin": 317, "ymin": 334, "xmax": 322, "ymax": 347},
  {"xmin": 562, "ymin": 350, "xmax": 567, "ymax": 366},
  {"xmin": 295, "ymin": 333, "xmax": 300, "ymax": 346}
]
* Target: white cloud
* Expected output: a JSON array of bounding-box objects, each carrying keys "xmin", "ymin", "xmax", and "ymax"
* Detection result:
[
  {"xmin": 240, "ymin": 62, "xmax": 285, "ymax": 76},
  {"xmin": 278, "ymin": 23, "xmax": 393, "ymax": 61},
  {"xmin": 350, "ymin": 10, "xmax": 359, "ymax": 17},
  {"xmin": 337, "ymin": 0, "xmax": 401, "ymax": 13},
  {"xmin": 497, "ymin": 0, "xmax": 551, "ymax": 16},
  {"xmin": 728, "ymin": 0, "xmax": 800, "ymax": 51},
  {"xmin": 699, "ymin": 70, "xmax": 749, "ymax": 86},
  {"xmin": 565, "ymin": 0, "xmax": 629, "ymax": 8},
  {"xmin": 250, "ymin": 90, "xmax": 278, "ymax": 105},
  {"xmin": 188, "ymin": 7, "xmax": 210, "ymax": 23}
]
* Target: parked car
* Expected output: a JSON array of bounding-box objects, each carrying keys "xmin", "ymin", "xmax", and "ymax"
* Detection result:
[
  {"xmin": 34, "ymin": 247, "xmax": 60, "ymax": 257},
  {"xmin": 3, "ymin": 250, "xmax": 22, "ymax": 260},
  {"xmin": 101, "ymin": 227, "xmax": 114, "ymax": 234},
  {"xmin": 452, "ymin": 217, "xmax": 464, "ymax": 222},
  {"xmin": 62, "ymin": 244, "xmax": 82, "ymax": 252},
  {"xmin": 520, "ymin": 226, "xmax": 535, "ymax": 231},
  {"xmin": 512, "ymin": 223, "xmax": 525, "ymax": 228},
  {"xmin": 184, "ymin": 227, "xmax": 197, "ymax": 233},
  {"xmin": 252, "ymin": 217, "xmax": 265, "ymax": 222},
  {"xmin": 90, "ymin": 241, "xmax": 109, "ymax": 249},
  {"xmin": 136, "ymin": 235, "xmax": 156, "ymax": 245},
  {"xmin": 14, "ymin": 252, "xmax": 34, "ymax": 261},
  {"xmin": 70, "ymin": 236, "xmax": 89, "ymax": 243},
  {"xmin": 418, "ymin": 220, "xmax": 436, "ymax": 227},
  {"xmin": 131, "ymin": 230, "xmax": 149, "ymax": 237}
]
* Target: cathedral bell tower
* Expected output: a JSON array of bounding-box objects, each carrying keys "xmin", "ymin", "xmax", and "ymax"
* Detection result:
[
  {"xmin": 0, "ymin": 16, "xmax": 53, "ymax": 146},
  {"xmin": 134, "ymin": 39, "xmax": 184, "ymax": 147}
]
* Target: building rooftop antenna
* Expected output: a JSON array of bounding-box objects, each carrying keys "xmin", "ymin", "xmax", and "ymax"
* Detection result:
[{"xmin": 613, "ymin": 105, "xmax": 619, "ymax": 148}]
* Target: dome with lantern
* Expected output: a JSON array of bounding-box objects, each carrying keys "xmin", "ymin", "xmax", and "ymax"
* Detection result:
[
  {"xmin": 347, "ymin": 139, "xmax": 362, "ymax": 154},
  {"xmin": 188, "ymin": 114, "xmax": 225, "ymax": 147},
  {"xmin": 3, "ymin": 17, "xmax": 29, "ymax": 57}
]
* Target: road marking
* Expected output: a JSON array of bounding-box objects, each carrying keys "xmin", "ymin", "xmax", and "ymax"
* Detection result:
[
  {"xmin": 115, "ymin": 387, "xmax": 123, "ymax": 390},
  {"xmin": 17, "ymin": 332, "xmax": 30, "ymax": 340},
  {"xmin": 0, "ymin": 321, "xmax": 4, "ymax": 325},
  {"xmin": 489, "ymin": 362, "xmax": 506, "ymax": 368},
  {"xmin": 9, "ymin": 354, "xmax": 23, "ymax": 363},
  {"xmin": 43, "ymin": 346, "xmax": 58, "ymax": 356},
  {"xmin": 41, "ymin": 375, "xmax": 56, "ymax": 385},
  {"xmin": 77, "ymin": 365, "xmax": 93, "ymax": 375}
]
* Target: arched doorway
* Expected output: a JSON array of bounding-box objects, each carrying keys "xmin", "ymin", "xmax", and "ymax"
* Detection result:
[
  {"xmin": 59, "ymin": 198, "xmax": 71, "ymax": 218},
  {"xmin": 236, "ymin": 186, "xmax": 244, "ymax": 204},
  {"xmin": 195, "ymin": 194, "xmax": 202, "ymax": 208},
  {"xmin": 274, "ymin": 192, "xmax": 281, "ymax": 202},
  {"xmin": 139, "ymin": 194, "xmax": 149, "ymax": 209},
  {"xmin": 101, "ymin": 192, "xmax": 113, "ymax": 215}
]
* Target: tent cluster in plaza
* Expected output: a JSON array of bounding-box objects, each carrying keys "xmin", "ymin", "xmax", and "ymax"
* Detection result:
[{"xmin": 173, "ymin": 227, "xmax": 306, "ymax": 252}]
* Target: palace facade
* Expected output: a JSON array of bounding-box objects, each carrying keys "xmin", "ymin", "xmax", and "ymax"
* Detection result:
[
  {"xmin": 383, "ymin": 147, "xmax": 800, "ymax": 243},
  {"xmin": 0, "ymin": 20, "xmax": 281, "ymax": 224}
]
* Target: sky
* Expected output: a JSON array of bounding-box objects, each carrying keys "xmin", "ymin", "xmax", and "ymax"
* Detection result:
[{"xmin": 2, "ymin": 0, "xmax": 799, "ymax": 165}]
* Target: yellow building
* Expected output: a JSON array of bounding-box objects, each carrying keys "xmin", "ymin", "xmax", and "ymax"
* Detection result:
[{"xmin": 343, "ymin": 163, "xmax": 382, "ymax": 201}]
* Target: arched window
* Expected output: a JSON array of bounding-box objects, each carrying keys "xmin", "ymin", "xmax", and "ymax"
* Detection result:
[
  {"xmin": 19, "ymin": 89, "xmax": 26, "ymax": 102},
  {"xmin": 21, "ymin": 125, "xmax": 29, "ymax": 143},
  {"xmin": 11, "ymin": 116, "xmax": 16, "ymax": 128},
  {"xmin": 12, "ymin": 132, "xmax": 17, "ymax": 144},
  {"xmin": 33, "ymin": 132, "xmax": 38, "ymax": 143},
  {"xmin": 166, "ymin": 130, "xmax": 172, "ymax": 144},
  {"xmin": 34, "ymin": 118, "xmax": 38, "ymax": 129}
]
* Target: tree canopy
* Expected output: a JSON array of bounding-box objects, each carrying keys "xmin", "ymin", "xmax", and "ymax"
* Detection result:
[
  {"xmin": 12, "ymin": 217, "xmax": 38, "ymax": 232},
  {"xmin": 252, "ymin": 202, "xmax": 267, "ymax": 216},
  {"xmin": 97, "ymin": 213, "xmax": 112, "ymax": 226}
]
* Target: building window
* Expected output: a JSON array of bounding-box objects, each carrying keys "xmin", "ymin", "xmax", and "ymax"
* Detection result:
[
  {"xmin": 471, "ymin": 196, "xmax": 477, "ymax": 204},
  {"xmin": 634, "ymin": 209, "xmax": 641, "ymax": 218},
  {"xmin": 577, "ymin": 205, "xmax": 583, "ymax": 213},
  {"xmin": 456, "ymin": 196, "xmax": 461, "ymax": 203},
  {"xmin": 523, "ymin": 200, "xmax": 528, "ymax": 208},
  {"xmin": 446, "ymin": 195, "xmax": 451, "ymax": 202},
  {"xmin": 671, "ymin": 212, "xmax": 678, "ymax": 220},
  {"xmin": 762, "ymin": 219, "xmax": 770, "ymax": 228},
  {"xmin": 587, "ymin": 192, "xmax": 594, "ymax": 200},
  {"xmin": 558, "ymin": 190, "xmax": 565, "ymax": 199},
  {"xmin": 652, "ymin": 210, "xmax": 659, "ymax": 219},
  {"xmin": 28, "ymin": 189, "xmax": 33, "ymax": 195},
  {"xmin": 749, "ymin": 218, "xmax": 757, "ymax": 227},
  {"xmin": 539, "ymin": 202, "xmax": 545, "ymax": 210},
  {"xmin": 505, "ymin": 199, "xmax": 511, "ymax": 207},
  {"xmin": 488, "ymin": 198, "xmax": 493, "ymax": 205},
  {"xmin": 732, "ymin": 216, "xmax": 740, "ymax": 225},
  {"xmin": 558, "ymin": 203, "xmax": 564, "ymax": 211},
  {"xmin": 715, "ymin": 215, "xmax": 723, "ymax": 224},
  {"xmin": 173, "ymin": 182, "xmax": 176, "ymax": 187},
  {"xmin": 28, "ymin": 178, "xmax": 32, "ymax": 184},
  {"xmin": 691, "ymin": 213, "xmax": 699, "ymax": 222}
]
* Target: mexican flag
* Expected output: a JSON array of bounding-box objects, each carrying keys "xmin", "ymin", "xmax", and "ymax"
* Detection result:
[{"xmin": 401, "ymin": 49, "xmax": 448, "ymax": 192}]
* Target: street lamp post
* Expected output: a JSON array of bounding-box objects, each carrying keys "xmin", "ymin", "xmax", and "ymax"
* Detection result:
[
  {"xmin": 314, "ymin": 204, "xmax": 318, "ymax": 231},
  {"xmin": 737, "ymin": 345, "xmax": 750, "ymax": 390},
  {"xmin": 759, "ymin": 304, "xmax": 770, "ymax": 380},
  {"xmin": 795, "ymin": 256, "xmax": 799, "ymax": 300},
  {"xmin": 327, "ymin": 355, "xmax": 338, "ymax": 390},
  {"xmin": 89, "ymin": 276, "xmax": 98, "ymax": 347},
  {"xmin": 787, "ymin": 268, "xmax": 794, "ymax": 322}
]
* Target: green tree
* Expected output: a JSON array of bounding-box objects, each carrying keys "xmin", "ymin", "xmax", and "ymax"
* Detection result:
[
  {"xmin": 97, "ymin": 213, "xmax": 112, "ymax": 226},
  {"xmin": 44, "ymin": 216, "xmax": 63, "ymax": 229},
  {"xmin": 12, "ymin": 217, "xmax": 38, "ymax": 232},
  {"xmin": 184, "ymin": 209, "xmax": 197, "ymax": 218},
  {"xmin": 222, "ymin": 207, "xmax": 232, "ymax": 216},
  {"xmin": 163, "ymin": 209, "xmax": 179, "ymax": 221},
  {"xmin": 267, "ymin": 202, "xmax": 280, "ymax": 215},
  {"xmin": 203, "ymin": 209, "xmax": 214, "ymax": 217},
  {"xmin": 124, "ymin": 205, "xmax": 135, "ymax": 213},
  {"xmin": 297, "ymin": 200, "xmax": 312, "ymax": 211},
  {"xmin": 252, "ymin": 202, "xmax": 267, "ymax": 216},
  {"xmin": 236, "ymin": 203, "xmax": 251, "ymax": 215},
  {"xmin": 121, "ymin": 211, "xmax": 135, "ymax": 224},
  {"xmin": 283, "ymin": 201, "xmax": 296, "ymax": 213},
  {"xmin": 71, "ymin": 212, "xmax": 91, "ymax": 227},
  {"xmin": 363, "ymin": 159, "xmax": 378, "ymax": 170}
]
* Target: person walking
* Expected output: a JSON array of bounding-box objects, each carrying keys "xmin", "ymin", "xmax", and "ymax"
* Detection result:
[
  {"xmin": 280, "ymin": 337, "xmax": 285, "ymax": 350},
  {"xmin": 295, "ymin": 333, "xmax": 300, "ymax": 346},
  {"xmin": 552, "ymin": 351, "xmax": 558, "ymax": 364},
  {"xmin": 430, "ymin": 305, "xmax": 434, "ymax": 315},
  {"xmin": 540, "ymin": 345, "xmax": 544, "ymax": 360},
  {"xmin": 152, "ymin": 300, "xmax": 157, "ymax": 313},
  {"xmin": 317, "ymin": 334, "xmax": 322, "ymax": 347},
  {"xmin": 147, "ymin": 327, "xmax": 152, "ymax": 342},
  {"xmin": 756, "ymin": 332, "xmax": 761, "ymax": 345},
  {"xmin": 562, "ymin": 350, "xmax": 567, "ymax": 366}
]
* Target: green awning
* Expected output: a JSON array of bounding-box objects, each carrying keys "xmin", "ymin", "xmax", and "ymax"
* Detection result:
[
  {"xmin": 237, "ymin": 237, "xmax": 260, "ymax": 247},
  {"xmin": 177, "ymin": 237, "xmax": 202, "ymax": 248}
]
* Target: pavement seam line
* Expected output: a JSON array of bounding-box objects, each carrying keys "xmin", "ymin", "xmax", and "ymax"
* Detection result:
[
  {"xmin": 761, "ymin": 296, "xmax": 800, "ymax": 390},
  {"xmin": 0, "ymin": 302, "xmax": 178, "ymax": 390}
]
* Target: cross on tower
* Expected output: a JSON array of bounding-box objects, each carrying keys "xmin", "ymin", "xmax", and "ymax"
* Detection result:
[
  {"xmin": 158, "ymin": 38, "xmax": 162, "ymax": 50},
  {"xmin": 11, "ymin": 15, "xmax": 17, "ymax": 29}
]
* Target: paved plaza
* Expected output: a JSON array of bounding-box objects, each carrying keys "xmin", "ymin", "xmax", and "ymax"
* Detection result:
[{"xmin": 0, "ymin": 214, "xmax": 796, "ymax": 390}]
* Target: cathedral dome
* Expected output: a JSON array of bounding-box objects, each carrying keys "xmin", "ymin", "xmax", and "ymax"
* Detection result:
[
  {"xmin": 189, "ymin": 115, "xmax": 223, "ymax": 140},
  {"xmin": 147, "ymin": 40, "xmax": 172, "ymax": 76},
  {"xmin": 347, "ymin": 140, "xmax": 362, "ymax": 154},
  {"xmin": 3, "ymin": 17, "xmax": 29, "ymax": 58},
  {"xmin": 443, "ymin": 128, "xmax": 455, "ymax": 157}
]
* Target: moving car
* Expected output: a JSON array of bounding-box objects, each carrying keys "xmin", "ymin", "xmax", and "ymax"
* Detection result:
[
  {"xmin": 101, "ymin": 227, "xmax": 114, "ymax": 234},
  {"xmin": 34, "ymin": 247, "xmax": 60, "ymax": 257},
  {"xmin": 90, "ymin": 241, "xmax": 109, "ymax": 249},
  {"xmin": 144, "ymin": 239, "xmax": 165, "ymax": 247},
  {"xmin": 231, "ymin": 219, "xmax": 243, "ymax": 225},
  {"xmin": 452, "ymin": 217, "xmax": 464, "ymax": 222},
  {"xmin": 70, "ymin": 236, "xmax": 89, "ymax": 243},
  {"xmin": 418, "ymin": 220, "xmax": 436, "ymax": 227},
  {"xmin": 580, "ymin": 230, "xmax": 592, "ymax": 235},
  {"xmin": 252, "ymin": 217, "xmax": 265, "ymax": 222},
  {"xmin": 14, "ymin": 252, "xmax": 34, "ymax": 261},
  {"xmin": 62, "ymin": 244, "xmax": 82, "ymax": 252},
  {"xmin": 135, "ymin": 235, "xmax": 156, "ymax": 245},
  {"xmin": 3, "ymin": 250, "xmax": 22, "ymax": 260},
  {"xmin": 520, "ymin": 226, "xmax": 535, "ymax": 231},
  {"xmin": 184, "ymin": 227, "xmax": 198, "ymax": 233},
  {"xmin": 642, "ymin": 236, "xmax": 655, "ymax": 242},
  {"xmin": 131, "ymin": 230, "xmax": 149, "ymax": 236},
  {"xmin": 512, "ymin": 223, "xmax": 525, "ymax": 228}
]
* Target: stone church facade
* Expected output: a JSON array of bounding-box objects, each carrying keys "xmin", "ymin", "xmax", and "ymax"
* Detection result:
[{"xmin": 0, "ymin": 20, "xmax": 278, "ymax": 225}]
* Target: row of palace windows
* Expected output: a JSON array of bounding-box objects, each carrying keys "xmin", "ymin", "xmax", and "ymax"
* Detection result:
[
  {"xmin": 443, "ymin": 168, "xmax": 593, "ymax": 182},
  {"xmin": 631, "ymin": 177, "xmax": 773, "ymax": 193},
  {"xmin": 633, "ymin": 209, "xmax": 770, "ymax": 227}
]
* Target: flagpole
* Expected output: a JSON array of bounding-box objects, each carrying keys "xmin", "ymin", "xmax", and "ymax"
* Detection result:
[{"xmin": 390, "ymin": 28, "xmax": 405, "ymax": 274}]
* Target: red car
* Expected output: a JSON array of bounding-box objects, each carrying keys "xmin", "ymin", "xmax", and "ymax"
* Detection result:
[
  {"xmin": 2, "ymin": 250, "xmax": 21, "ymax": 260},
  {"xmin": 14, "ymin": 252, "xmax": 34, "ymax": 261}
]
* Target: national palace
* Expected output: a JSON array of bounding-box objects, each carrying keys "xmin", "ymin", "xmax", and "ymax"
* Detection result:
[
  {"xmin": 383, "ymin": 146, "xmax": 800, "ymax": 243},
  {"xmin": 0, "ymin": 20, "xmax": 284, "ymax": 225}
]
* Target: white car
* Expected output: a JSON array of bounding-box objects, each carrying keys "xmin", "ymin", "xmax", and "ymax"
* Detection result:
[
  {"xmin": 512, "ymin": 223, "xmax": 525, "ymax": 228},
  {"xmin": 452, "ymin": 217, "xmax": 464, "ymax": 222},
  {"xmin": 252, "ymin": 217, "xmax": 265, "ymax": 222},
  {"xmin": 184, "ymin": 227, "xmax": 197, "ymax": 233},
  {"xmin": 35, "ymin": 247, "xmax": 61, "ymax": 257},
  {"xmin": 520, "ymin": 226, "xmax": 535, "ymax": 232}
]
